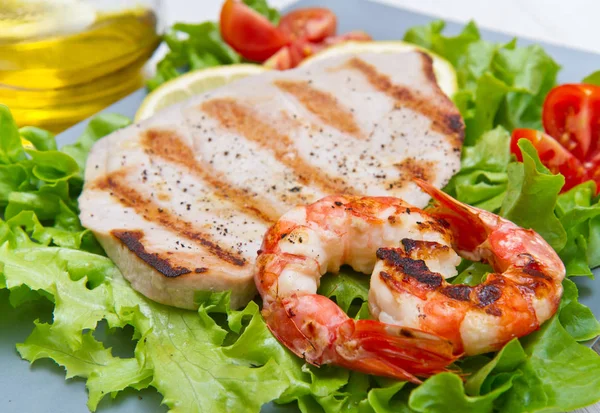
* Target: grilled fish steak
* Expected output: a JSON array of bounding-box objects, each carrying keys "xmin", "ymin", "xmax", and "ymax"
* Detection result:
[{"xmin": 79, "ymin": 51, "xmax": 464, "ymax": 309}]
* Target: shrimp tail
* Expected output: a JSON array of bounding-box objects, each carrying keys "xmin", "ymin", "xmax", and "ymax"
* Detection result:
[
  {"xmin": 263, "ymin": 293, "xmax": 457, "ymax": 384},
  {"xmin": 414, "ymin": 178, "xmax": 496, "ymax": 253},
  {"xmin": 414, "ymin": 178, "xmax": 484, "ymax": 220},
  {"xmin": 334, "ymin": 319, "xmax": 458, "ymax": 383}
]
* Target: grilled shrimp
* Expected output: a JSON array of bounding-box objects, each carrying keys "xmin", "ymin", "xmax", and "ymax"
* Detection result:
[
  {"xmin": 369, "ymin": 180, "xmax": 565, "ymax": 355},
  {"xmin": 254, "ymin": 180, "xmax": 566, "ymax": 381},
  {"xmin": 255, "ymin": 194, "xmax": 461, "ymax": 383}
]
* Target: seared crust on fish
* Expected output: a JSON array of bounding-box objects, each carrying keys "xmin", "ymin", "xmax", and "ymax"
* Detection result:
[{"xmin": 79, "ymin": 51, "xmax": 464, "ymax": 309}]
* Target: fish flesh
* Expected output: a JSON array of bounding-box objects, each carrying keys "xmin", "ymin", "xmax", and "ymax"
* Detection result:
[{"xmin": 79, "ymin": 51, "xmax": 464, "ymax": 309}]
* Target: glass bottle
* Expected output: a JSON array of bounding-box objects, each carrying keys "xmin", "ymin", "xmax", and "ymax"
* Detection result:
[{"xmin": 0, "ymin": 0, "xmax": 162, "ymax": 132}]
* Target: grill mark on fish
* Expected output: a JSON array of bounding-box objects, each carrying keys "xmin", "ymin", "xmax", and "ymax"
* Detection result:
[
  {"xmin": 141, "ymin": 129, "xmax": 277, "ymax": 223},
  {"xmin": 274, "ymin": 79, "xmax": 363, "ymax": 139},
  {"xmin": 112, "ymin": 229, "xmax": 192, "ymax": 277},
  {"xmin": 419, "ymin": 52, "xmax": 438, "ymax": 86},
  {"xmin": 393, "ymin": 158, "xmax": 436, "ymax": 187},
  {"xmin": 345, "ymin": 56, "xmax": 464, "ymax": 147},
  {"xmin": 93, "ymin": 171, "xmax": 246, "ymax": 267},
  {"xmin": 201, "ymin": 98, "xmax": 356, "ymax": 195}
]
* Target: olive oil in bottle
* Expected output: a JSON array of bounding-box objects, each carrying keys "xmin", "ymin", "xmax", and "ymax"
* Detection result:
[{"xmin": 0, "ymin": 0, "xmax": 161, "ymax": 132}]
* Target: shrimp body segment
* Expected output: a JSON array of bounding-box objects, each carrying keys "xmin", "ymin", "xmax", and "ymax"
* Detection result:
[
  {"xmin": 372, "ymin": 179, "xmax": 565, "ymax": 355},
  {"xmin": 255, "ymin": 195, "xmax": 460, "ymax": 383}
]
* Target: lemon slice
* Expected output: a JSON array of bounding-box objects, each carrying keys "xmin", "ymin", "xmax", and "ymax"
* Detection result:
[
  {"xmin": 300, "ymin": 41, "xmax": 458, "ymax": 97},
  {"xmin": 135, "ymin": 64, "xmax": 268, "ymax": 121}
]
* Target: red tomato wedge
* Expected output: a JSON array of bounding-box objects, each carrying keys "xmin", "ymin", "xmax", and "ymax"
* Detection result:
[
  {"xmin": 264, "ymin": 42, "xmax": 305, "ymax": 70},
  {"xmin": 543, "ymin": 84, "xmax": 600, "ymax": 162},
  {"xmin": 511, "ymin": 128, "xmax": 588, "ymax": 192},
  {"xmin": 278, "ymin": 8, "xmax": 337, "ymax": 42},
  {"xmin": 220, "ymin": 0, "xmax": 289, "ymax": 62}
]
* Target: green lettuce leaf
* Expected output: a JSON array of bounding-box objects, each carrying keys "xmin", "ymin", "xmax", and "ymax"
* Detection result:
[
  {"xmin": 25, "ymin": 149, "xmax": 79, "ymax": 183},
  {"xmin": 18, "ymin": 323, "xmax": 153, "ymax": 410},
  {"xmin": 559, "ymin": 278, "xmax": 600, "ymax": 341},
  {"xmin": 19, "ymin": 126, "xmax": 57, "ymax": 151},
  {"xmin": 465, "ymin": 339, "xmax": 526, "ymax": 397},
  {"xmin": 4, "ymin": 243, "xmax": 291, "ymax": 412},
  {"xmin": 0, "ymin": 104, "xmax": 26, "ymax": 164},
  {"xmin": 500, "ymin": 139, "xmax": 566, "ymax": 251},
  {"xmin": 583, "ymin": 70, "xmax": 600, "ymax": 86},
  {"xmin": 404, "ymin": 21, "xmax": 559, "ymax": 146},
  {"xmin": 147, "ymin": 22, "xmax": 241, "ymax": 91},
  {"xmin": 318, "ymin": 268, "xmax": 370, "ymax": 313},
  {"xmin": 500, "ymin": 316, "xmax": 600, "ymax": 413},
  {"xmin": 243, "ymin": 0, "xmax": 280, "ymax": 24},
  {"xmin": 0, "ymin": 163, "xmax": 28, "ymax": 206},
  {"xmin": 555, "ymin": 181, "xmax": 600, "ymax": 274},
  {"xmin": 410, "ymin": 372, "xmax": 509, "ymax": 413},
  {"xmin": 452, "ymin": 262, "xmax": 492, "ymax": 286},
  {"xmin": 445, "ymin": 126, "xmax": 511, "ymax": 211},
  {"xmin": 365, "ymin": 381, "xmax": 411, "ymax": 412}
]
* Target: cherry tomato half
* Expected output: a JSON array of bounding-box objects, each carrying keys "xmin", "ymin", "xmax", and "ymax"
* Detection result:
[
  {"xmin": 511, "ymin": 128, "xmax": 588, "ymax": 192},
  {"xmin": 543, "ymin": 84, "xmax": 600, "ymax": 162},
  {"xmin": 277, "ymin": 8, "xmax": 337, "ymax": 43},
  {"xmin": 220, "ymin": 0, "xmax": 289, "ymax": 62},
  {"xmin": 264, "ymin": 43, "xmax": 305, "ymax": 70}
]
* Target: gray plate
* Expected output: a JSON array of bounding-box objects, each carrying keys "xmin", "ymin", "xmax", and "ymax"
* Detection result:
[{"xmin": 1, "ymin": 0, "xmax": 599, "ymax": 412}]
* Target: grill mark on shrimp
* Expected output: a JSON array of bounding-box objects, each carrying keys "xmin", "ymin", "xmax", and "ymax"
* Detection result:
[
  {"xmin": 476, "ymin": 284, "xmax": 502, "ymax": 306},
  {"xmin": 441, "ymin": 285, "xmax": 472, "ymax": 301},
  {"xmin": 93, "ymin": 171, "xmax": 246, "ymax": 267},
  {"xmin": 201, "ymin": 98, "xmax": 356, "ymax": 195},
  {"xmin": 521, "ymin": 258, "xmax": 553, "ymax": 281},
  {"xmin": 274, "ymin": 80, "xmax": 363, "ymax": 139},
  {"xmin": 344, "ymin": 56, "xmax": 463, "ymax": 147},
  {"xmin": 376, "ymin": 248, "xmax": 443, "ymax": 288},
  {"xmin": 112, "ymin": 229, "xmax": 192, "ymax": 277},
  {"xmin": 401, "ymin": 238, "xmax": 451, "ymax": 258},
  {"xmin": 141, "ymin": 129, "xmax": 277, "ymax": 224},
  {"xmin": 402, "ymin": 238, "xmax": 419, "ymax": 254},
  {"xmin": 379, "ymin": 271, "xmax": 408, "ymax": 294}
]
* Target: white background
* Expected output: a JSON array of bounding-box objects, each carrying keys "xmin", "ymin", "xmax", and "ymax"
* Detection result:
[{"xmin": 162, "ymin": 0, "xmax": 600, "ymax": 54}]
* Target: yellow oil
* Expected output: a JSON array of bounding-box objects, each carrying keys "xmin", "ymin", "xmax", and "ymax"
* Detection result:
[{"xmin": 0, "ymin": 2, "xmax": 160, "ymax": 132}]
